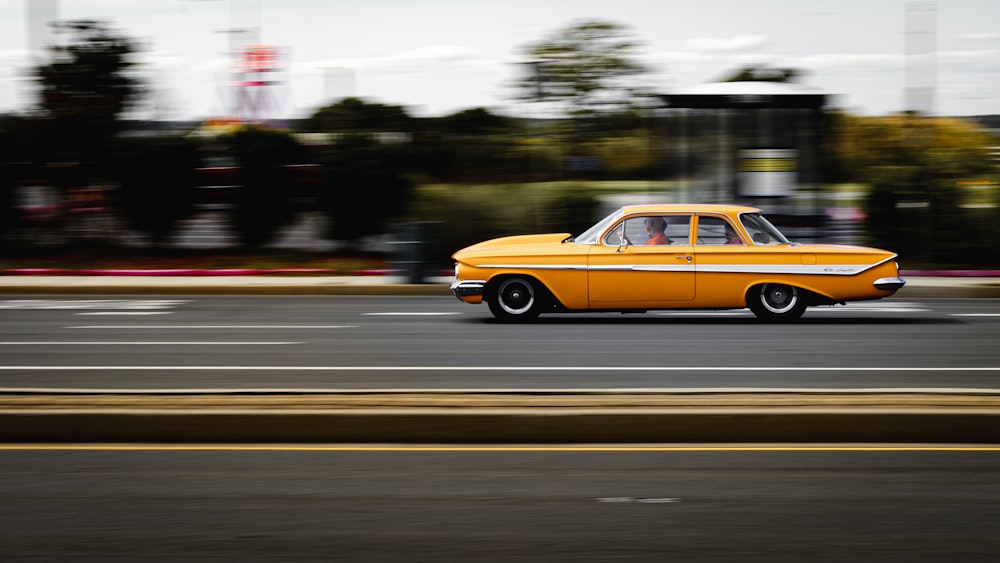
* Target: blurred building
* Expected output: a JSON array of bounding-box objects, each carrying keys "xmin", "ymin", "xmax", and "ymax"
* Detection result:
[
  {"xmin": 27, "ymin": 0, "xmax": 59, "ymax": 62},
  {"xmin": 660, "ymin": 80, "xmax": 829, "ymax": 241},
  {"xmin": 905, "ymin": 1, "xmax": 937, "ymax": 116}
]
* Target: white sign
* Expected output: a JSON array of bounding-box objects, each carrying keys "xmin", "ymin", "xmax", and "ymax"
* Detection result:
[{"xmin": 739, "ymin": 148, "xmax": 797, "ymax": 197}]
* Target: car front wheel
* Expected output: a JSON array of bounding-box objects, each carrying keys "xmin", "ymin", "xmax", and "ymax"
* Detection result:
[
  {"xmin": 488, "ymin": 276, "xmax": 541, "ymax": 322},
  {"xmin": 747, "ymin": 283, "xmax": 806, "ymax": 322}
]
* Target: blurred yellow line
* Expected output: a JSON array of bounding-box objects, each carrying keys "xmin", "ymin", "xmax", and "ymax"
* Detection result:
[{"xmin": 2, "ymin": 445, "xmax": 1000, "ymax": 452}]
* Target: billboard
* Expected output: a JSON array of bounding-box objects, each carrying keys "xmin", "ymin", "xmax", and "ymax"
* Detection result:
[{"xmin": 739, "ymin": 148, "xmax": 797, "ymax": 197}]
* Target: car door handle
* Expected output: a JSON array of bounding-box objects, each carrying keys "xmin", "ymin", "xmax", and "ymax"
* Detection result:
[{"xmin": 676, "ymin": 255, "xmax": 692, "ymax": 262}]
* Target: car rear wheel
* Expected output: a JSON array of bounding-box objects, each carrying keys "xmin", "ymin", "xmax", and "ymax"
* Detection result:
[
  {"xmin": 488, "ymin": 276, "xmax": 541, "ymax": 322},
  {"xmin": 747, "ymin": 283, "xmax": 806, "ymax": 322}
]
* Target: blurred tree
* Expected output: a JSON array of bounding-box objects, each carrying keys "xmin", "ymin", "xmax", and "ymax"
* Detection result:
[
  {"xmin": 0, "ymin": 130, "xmax": 15, "ymax": 243},
  {"xmin": 538, "ymin": 185, "xmax": 601, "ymax": 235},
  {"xmin": 831, "ymin": 113, "xmax": 998, "ymax": 263},
  {"xmin": 305, "ymin": 98, "xmax": 416, "ymax": 241},
  {"xmin": 21, "ymin": 20, "xmax": 146, "ymax": 249},
  {"xmin": 433, "ymin": 108, "xmax": 515, "ymax": 135},
  {"xmin": 225, "ymin": 127, "xmax": 306, "ymax": 248},
  {"xmin": 832, "ymin": 114, "xmax": 996, "ymax": 179},
  {"xmin": 719, "ymin": 65, "xmax": 801, "ymax": 83},
  {"xmin": 319, "ymin": 135, "xmax": 413, "ymax": 245},
  {"xmin": 513, "ymin": 20, "xmax": 651, "ymax": 117},
  {"xmin": 115, "ymin": 137, "xmax": 200, "ymax": 249},
  {"xmin": 305, "ymin": 97, "xmax": 413, "ymax": 133},
  {"xmin": 418, "ymin": 108, "xmax": 530, "ymax": 183},
  {"xmin": 34, "ymin": 20, "xmax": 145, "ymax": 159}
]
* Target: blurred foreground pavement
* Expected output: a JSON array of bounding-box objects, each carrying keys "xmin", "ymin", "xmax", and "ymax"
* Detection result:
[
  {"xmin": 3, "ymin": 390, "xmax": 1000, "ymax": 444},
  {"xmin": 2, "ymin": 271, "xmax": 998, "ymax": 444}
]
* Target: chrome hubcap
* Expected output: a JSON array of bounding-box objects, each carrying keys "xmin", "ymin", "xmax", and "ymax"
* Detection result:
[
  {"xmin": 498, "ymin": 279, "xmax": 534, "ymax": 315},
  {"xmin": 762, "ymin": 284, "xmax": 797, "ymax": 314}
]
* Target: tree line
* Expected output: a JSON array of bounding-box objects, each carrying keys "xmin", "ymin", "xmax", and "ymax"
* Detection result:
[{"xmin": 1, "ymin": 19, "xmax": 998, "ymax": 266}]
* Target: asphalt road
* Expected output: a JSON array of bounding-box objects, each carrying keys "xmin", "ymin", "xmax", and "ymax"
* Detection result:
[
  {"xmin": 1, "ymin": 445, "xmax": 999, "ymax": 562},
  {"xmin": 1, "ymin": 295, "xmax": 999, "ymax": 390}
]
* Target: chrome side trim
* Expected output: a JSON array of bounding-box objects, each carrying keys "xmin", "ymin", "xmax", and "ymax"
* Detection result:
[
  {"xmin": 631, "ymin": 265, "xmax": 695, "ymax": 272},
  {"xmin": 696, "ymin": 264, "xmax": 873, "ymax": 275},
  {"xmin": 590, "ymin": 264, "xmax": 696, "ymax": 272},
  {"xmin": 475, "ymin": 263, "xmax": 889, "ymax": 276},
  {"xmin": 450, "ymin": 280, "xmax": 486, "ymax": 298},
  {"xmin": 479, "ymin": 264, "xmax": 589, "ymax": 270},
  {"xmin": 874, "ymin": 276, "xmax": 906, "ymax": 290}
]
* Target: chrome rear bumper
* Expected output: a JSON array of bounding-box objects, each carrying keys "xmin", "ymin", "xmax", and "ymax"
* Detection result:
[{"xmin": 874, "ymin": 276, "xmax": 906, "ymax": 290}]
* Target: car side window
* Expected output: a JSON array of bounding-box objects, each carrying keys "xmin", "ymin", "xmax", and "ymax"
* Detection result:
[
  {"xmin": 696, "ymin": 216, "xmax": 743, "ymax": 245},
  {"xmin": 605, "ymin": 215, "xmax": 691, "ymax": 246},
  {"xmin": 602, "ymin": 221, "xmax": 627, "ymax": 246},
  {"xmin": 740, "ymin": 213, "xmax": 788, "ymax": 245},
  {"xmin": 664, "ymin": 215, "xmax": 690, "ymax": 245}
]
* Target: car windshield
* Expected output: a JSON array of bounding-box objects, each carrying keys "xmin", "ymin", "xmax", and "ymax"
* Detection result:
[
  {"xmin": 570, "ymin": 209, "xmax": 623, "ymax": 245},
  {"xmin": 740, "ymin": 213, "xmax": 790, "ymax": 245}
]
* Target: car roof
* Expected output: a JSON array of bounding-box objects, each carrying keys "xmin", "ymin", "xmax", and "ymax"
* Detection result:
[{"xmin": 619, "ymin": 203, "xmax": 761, "ymax": 215}]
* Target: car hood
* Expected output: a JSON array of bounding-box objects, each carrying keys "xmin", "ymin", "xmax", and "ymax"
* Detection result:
[{"xmin": 453, "ymin": 233, "xmax": 571, "ymax": 260}]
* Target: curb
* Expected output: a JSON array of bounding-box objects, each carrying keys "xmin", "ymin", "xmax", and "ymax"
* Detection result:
[
  {"xmin": 0, "ymin": 268, "xmax": 450, "ymax": 277},
  {"xmin": 0, "ymin": 276, "xmax": 454, "ymax": 296},
  {"xmin": 5, "ymin": 410, "xmax": 1000, "ymax": 444},
  {"xmin": 896, "ymin": 281, "xmax": 1000, "ymax": 300},
  {"xmin": 4, "ymin": 392, "xmax": 1000, "ymax": 443},
  {"xmin": 2, "ymin": 268, "xmax": 341, "ymax": 276}
]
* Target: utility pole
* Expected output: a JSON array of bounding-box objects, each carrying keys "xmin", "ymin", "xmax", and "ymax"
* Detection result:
[{"xmin": 905, "ymin": 1, "xmax": 937, "ymax": 115}]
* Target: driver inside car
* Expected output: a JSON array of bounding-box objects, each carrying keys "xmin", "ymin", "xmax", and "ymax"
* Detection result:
[{"xmin": 644, "ymin": 217, "xmax": 670, "ymax": 245}]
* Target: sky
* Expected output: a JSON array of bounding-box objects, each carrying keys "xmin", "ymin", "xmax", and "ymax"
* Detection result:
[{"xmin": 1, "ymin": 0, "xmax": 999, "ymax": 121}]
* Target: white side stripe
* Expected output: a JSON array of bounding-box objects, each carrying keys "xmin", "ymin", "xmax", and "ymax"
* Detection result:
[
  {"xmin": 696, "ymin": 264, "xmax": 872, "ymax": 275},
  {"xmin": 0, "ymin": 366, "xmax": 997, "ymax": 372},
  {"xmin": 476, "ymin": 264, "xmax": 880, "ymax": 276}
]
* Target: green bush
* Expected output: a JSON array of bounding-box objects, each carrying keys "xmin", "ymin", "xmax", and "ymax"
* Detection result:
[
  {"xmin": 407, "ymin": 182, "xmax": 600, "ymax": 266},
  {"xmin": 319, "ymin": 135, "xmax": 414, "ymax": 245},
  {"xmin": 114, "ymin": 137, "xmax": 200, "ymax": 247},
  {"xmin": 225, "ymin": 127, "xmax": 305, "ymax": 248}
]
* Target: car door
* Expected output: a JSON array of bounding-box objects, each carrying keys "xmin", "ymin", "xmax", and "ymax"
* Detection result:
[
  {"xmin": 588, "ymin": 214, "xmax": 695, "ymax": 307},
  {"xmin": 690, "ymin": 214, "xmax": 751, "ymax": 307}
]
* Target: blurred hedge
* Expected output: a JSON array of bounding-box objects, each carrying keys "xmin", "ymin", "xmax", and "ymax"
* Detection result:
[{"xmin": 406, "ymin": 182, "xmax": 601, "ymax": 267}]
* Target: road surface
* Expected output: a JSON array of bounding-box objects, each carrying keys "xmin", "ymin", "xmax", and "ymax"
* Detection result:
[
  {"xmin": 0, "ymin": 296, "xmax": 997, "ymax": 390},
  {"xmin": 1, "ymin": 445, "xmax": 999, "ymax": 561}
]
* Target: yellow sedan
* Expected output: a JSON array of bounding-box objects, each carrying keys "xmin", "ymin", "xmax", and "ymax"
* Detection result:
[{"xmin": 451, "ymin": 204, "xmax": 905, "ymax": 322}]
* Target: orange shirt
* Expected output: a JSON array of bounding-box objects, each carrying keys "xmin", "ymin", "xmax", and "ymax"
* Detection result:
[{"xmin": 646, "ymin": 232, "xmax": 669, "ymax": 245}]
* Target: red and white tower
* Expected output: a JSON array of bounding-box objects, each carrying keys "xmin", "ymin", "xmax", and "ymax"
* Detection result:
[{"xmin": 231, "ymin": 43, "xmax": 285, "ymax": 122}]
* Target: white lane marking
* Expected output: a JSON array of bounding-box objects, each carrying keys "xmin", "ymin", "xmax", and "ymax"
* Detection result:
[
  {"xmin": 0, "ymin": 342, "xmax": 305, "ymax": 346},
  {"xmin": 0, "ymin": 366, "xmax": 997, "ymax": 371},
  {"xmin": 67, "ymin": 325, "xmax": 357, "ymax": 329},
  {"xmin": 815, "ymin": 306, "xmax": 930, "ymax": 312},
  {"xmin": 656, "ymin": 312, "xmax": 750, "ymax": 317},
  {"xmin": 363, "ymin": 312, "xmax": 462, "ymax": 316},
  {"xmin": 805, "ymin": 302, "xmax": 929, "ymax": 313},
  {"xmin": 614, "ymin": 302, "xmax": 933, "ymax": 317},
  {"xmin": 951, "ymin": 314, "xmax": 1000, "ymax": 317},
  {"xmin": 654, "ymin": 307, "xmax": 930, "ymax": 316},
  {"xmin": 597, "ymin": 497, "xmax": 681, "ymax": 504},
  {"xmin": 0, "ymin": 299, "xmax": 189, "ymax": 310},
  {"xmin": 76, "ymin": 312, "xmax": 174, "ymax": 316}
]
